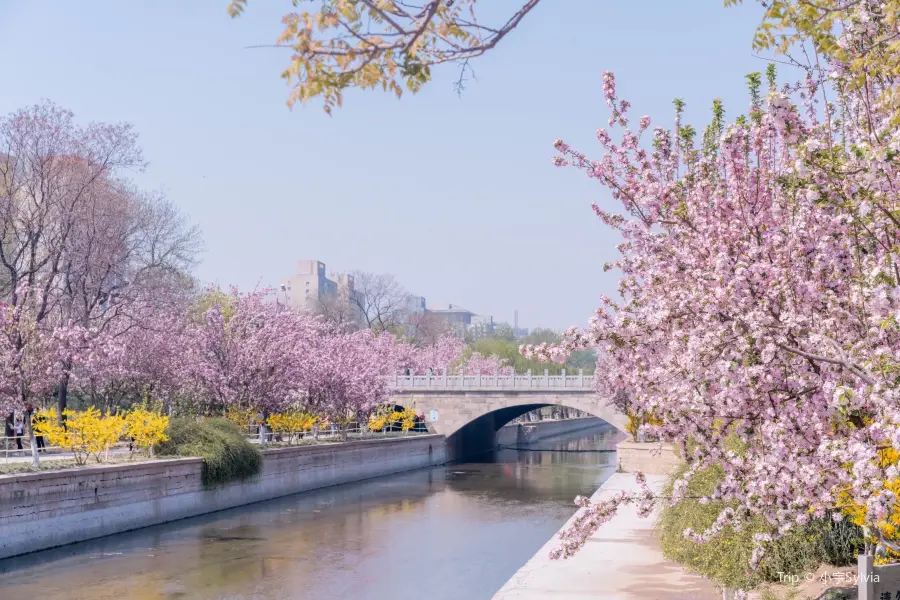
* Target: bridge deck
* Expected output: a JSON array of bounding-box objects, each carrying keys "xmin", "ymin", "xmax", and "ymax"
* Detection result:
[{"xmin": 387, "ymin": 374, "xmax": 596, "ymax": 392}]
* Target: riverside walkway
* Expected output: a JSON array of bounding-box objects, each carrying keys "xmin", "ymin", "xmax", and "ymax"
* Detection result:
[{"xmin": 492, "ymin": 473, "xmax": 719, "ymax": 600}]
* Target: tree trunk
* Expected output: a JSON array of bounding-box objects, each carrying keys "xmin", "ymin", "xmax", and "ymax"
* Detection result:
[
  {"xmin": 25, "ymin": 408, "xmax": 39, "ymax": 468},
  {"xmin": 57, "ymin": 370, "xmax": 70, "ymax": 425}
]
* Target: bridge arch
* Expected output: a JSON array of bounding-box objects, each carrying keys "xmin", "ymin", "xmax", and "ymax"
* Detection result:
[{"xmin": 389, "ymin": 387, "xmax": 628, "ymax": 461}]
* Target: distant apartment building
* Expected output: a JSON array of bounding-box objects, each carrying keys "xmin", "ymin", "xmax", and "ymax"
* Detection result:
[
  {"xmin": 407, "ymin": 296, "xmax": 427, "ymax": 316},
  {"xmin": 426, "ymin": 304, "xmax": 495, "ymax": 338},
  {"xmin": 280, "ymin": 260, "xmax": 365, "ymax": 324},
  {"xmin": 426, "ymin": 304, "xmax": 476, "ymax": 330}
]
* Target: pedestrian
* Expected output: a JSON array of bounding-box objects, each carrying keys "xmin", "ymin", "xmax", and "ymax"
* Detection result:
[
  {"xmin": 4, "ymin": 413, "xmax": 12, "ymax": 450},
  {"xmin": 30, "ymin": 408, "xmax": 46, "ymax": 453},
  {"xmin": 405, "ymin": 367, "xmax": 411, "ymax": 376},
  {"xmin": 13, "ymin": 417, "xmax": 23, "ymax": 451}
]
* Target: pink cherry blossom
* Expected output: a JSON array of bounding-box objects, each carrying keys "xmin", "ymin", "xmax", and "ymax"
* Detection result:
[{"xmin": 523, "ymin": 7, "xmax": 900, "ymax": 579}]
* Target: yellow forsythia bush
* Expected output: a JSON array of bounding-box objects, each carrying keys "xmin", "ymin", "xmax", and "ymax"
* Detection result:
[
  {"xmin": 368, "ymin": 405, "xmax": 393, "ymax": 432},
  {"xmin": 399, "ymin": 408, "xmax": 418, "ymax": 432},
  {"xmin": 267, "ymin": 411, "xmax": 316, "ymax": 442},
  {"xmin": 625, "ymin": 407, "xmax": 664, "ymax": 441},
  {"xmin": 36, "ymin": 408, "xmax": 126, "ymax": 465},
  {"xmin": 838, "ymin": 444, "xmax": 900, "ymax": 565},
  {"xmin": 224, "ymin": 406, "xmax": 257, "ymax": 430},
  {"xmin": 368, "ymin": 406, "xmax": 418, "ymax": 433},
  {"xmin": 125, "ymin": 407, "xmax": 169, "ymax": 457}
]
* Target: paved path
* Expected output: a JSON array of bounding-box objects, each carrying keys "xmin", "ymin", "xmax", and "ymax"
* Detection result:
[
  {"xmin": 492, "ymin": 473, "xmax": 720, "ymax": 600},
  {"xmin": 0, "ymin": 445, "xmax": 130, "ymax": 464}
]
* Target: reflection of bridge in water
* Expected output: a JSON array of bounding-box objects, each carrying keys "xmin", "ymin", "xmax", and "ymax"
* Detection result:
[{"xmin": 386, "ymin": 372, "xmax": 628, "ymax": 459}]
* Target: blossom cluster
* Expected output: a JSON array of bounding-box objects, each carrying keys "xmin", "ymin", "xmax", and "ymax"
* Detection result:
[{"xmin": 528, "ymin": 1, "xmax": 900, "ymax": 575}]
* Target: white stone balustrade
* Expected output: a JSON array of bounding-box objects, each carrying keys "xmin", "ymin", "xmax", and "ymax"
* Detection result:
[{"xmin": 386, "ymin": 370, "xmax": 595, "ymax": 391}]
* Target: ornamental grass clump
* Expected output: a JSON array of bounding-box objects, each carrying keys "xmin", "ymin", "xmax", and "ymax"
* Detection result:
[
  {"xmin": 658, "ymin": 463, "xmax": 865, "ymax": 590},
  {"xmin": 155, "ymin": 418, "xmax": 262, "ymax": 487}
]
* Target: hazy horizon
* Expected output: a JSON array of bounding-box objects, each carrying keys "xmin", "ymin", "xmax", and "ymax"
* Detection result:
[{"xmin": 0, "ymin": 1, "xmax": 769, "ymax": 330}]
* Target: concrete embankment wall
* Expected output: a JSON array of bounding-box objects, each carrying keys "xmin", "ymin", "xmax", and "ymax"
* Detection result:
[
  {"xmin": 496, "ymin": 417, "xmax": 606, "ymax": 447},
  {"xmin": 616, "ymin": 440, "xmax": 682, "ymax": 476},
  {"xmin": 0, "ymin": 434, "xmax": 446, "ymax": 560}
]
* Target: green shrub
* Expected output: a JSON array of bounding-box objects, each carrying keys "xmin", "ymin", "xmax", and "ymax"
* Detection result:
[
  {"xmin": 817, "ymin": 513, "xmax": 866, "ymax": 566},
  {"xmin": 155, "ymin": 418, "xmax": 262, "ymax": 487},
  {"xmin": 657, "ymin": 463, "xmax": 864, "ymax": 590}
]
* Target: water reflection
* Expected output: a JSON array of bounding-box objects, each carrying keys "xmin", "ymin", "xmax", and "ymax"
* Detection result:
[{"xmin": 0, "ymin": 424, "xmax": 624, "ymax": 600}]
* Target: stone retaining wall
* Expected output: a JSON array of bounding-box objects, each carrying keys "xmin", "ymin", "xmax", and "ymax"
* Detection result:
[
  {"xmin": 496, "ymin": 417, "xmax": 606, "ymax": 447},
  {"xmin": 0, "ymin": 434, "xmax": 446, "ymax": 559},
  {"xmin": 615, "ymin": 440, "xmax": 681, "ymax": 476}
]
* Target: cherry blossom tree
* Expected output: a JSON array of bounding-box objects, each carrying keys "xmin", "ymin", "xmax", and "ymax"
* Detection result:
[
  {"xmin": 182, "ymin": 287, "xmax": 323, "ymax": 416},
  {"xmin": 406, "ymin": 334, "xmax": 465, "ymax": 375},
  {"xmin": 53, "ymin": 181, "xmax": 200, "ymax": 418},
  {"xmin": 0, "ymin": 101, "xmax": 200, "ymax": 421},
  {"xmin": 0, "ymin": 290, "xmax": 112, "ymax": 466},
  {"xmin": 302, "ymin": 327, "xmax": 395, "ymax": 437},
  {"xmin": 82, "ymin": 309, "xmax": 190, "ymax": 413},
  {"xmin": 398, "ymin": 334, "xmax": 514, "ymax": 375},
  {"xmin": 457, "ymin": 351, "xmax": 514, "ymax": 376},
  {"xmin": 521, "ymin": 6, "xmax": 900, "ymax": 584}
]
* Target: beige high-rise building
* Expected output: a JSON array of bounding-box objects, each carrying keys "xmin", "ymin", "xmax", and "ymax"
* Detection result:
[{"xmin": 280, "ymin": 260, "xmax": 365, "ymax": 325}]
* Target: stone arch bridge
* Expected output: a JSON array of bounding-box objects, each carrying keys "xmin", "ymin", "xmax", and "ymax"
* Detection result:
[{"xmin": 387, "ymin": 372, "xmax": 627, "ymax": 460}]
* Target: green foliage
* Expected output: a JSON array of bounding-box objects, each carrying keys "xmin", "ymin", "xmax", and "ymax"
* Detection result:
[
  {"xmin": 519, "ymin": 328, "xmax": 561, "ymax": 345},
  {"xmin": 658, "ymin": 463, "xmax": 864, "ymax": 590},
  {"xmin": 155, "ymin": 418, "xmax": 262, "ymax": 487},
  {"xmin": 659, "ymin": 465, "xmax": 763, "ymax": 589},
  {"xmin": 746, "ymin": 72, "xmax": 763, "ymax": 125},
  {"xmin": 464, "ymin": 333, "xmax": 597, "ymax": 375},
  {"xmin": 766, "ymin": 63, "xmax": 777, "ymax": 91},
  {"xmin": 702, "ymin": 99, "xmax": 726, "ymax": 156},
  {"xmin": 190, "ymin": 289, "xmax": 237, "ymax": 324},
  {"xmin": 566, "ymin": 350, "xmax": 598, "ymax": 373},
  {"xmin": 488, "ymin": 322, "xmax": 517, "ymax": 341}
]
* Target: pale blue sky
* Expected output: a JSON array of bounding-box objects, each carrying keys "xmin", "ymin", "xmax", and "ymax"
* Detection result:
[{"xmin": 0, "ymin": 1, "xmax": 766, "ymax": 330}]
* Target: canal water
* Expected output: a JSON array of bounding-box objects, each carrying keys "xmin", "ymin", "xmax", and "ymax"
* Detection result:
[{"xmin": 0, "ymin": 424, "xmax": 623, "ymax": 600}]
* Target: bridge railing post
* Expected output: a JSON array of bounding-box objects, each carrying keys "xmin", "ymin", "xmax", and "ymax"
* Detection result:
[
  {"xmin": 476, "ymin": 372, "xmax": 482, "ymax": 387},
  {"xmin": 579, "ymin": 368, "xmax": 584, "ymax": 387},
  {"xmin": 426, "ymin": 371, "xmax": 432, "ymax": 388},
  {"xmin": 543, "ymin": 369, "xmax": 549, "ymax": 388},
  {"xmin": 442, "ymin": 367, "xmax": 448, "ymax": 388},
  {"xmin": 527, "ymin": 369, "xmax": 532, "ymax": 388},
  {"xmin": 561, "ymin": 368, "xmax": 566, "ymax": 387}
]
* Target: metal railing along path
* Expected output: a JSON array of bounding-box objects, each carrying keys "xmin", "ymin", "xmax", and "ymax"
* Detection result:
[
  {"xmin": 385, "ymin": 370, "xmax": 596, "ymax": 391},
  {"xmin": 0, "ymin": 435, "xmax": 67, "ymax": 464},
  {"xmin": 246, "ymin": 424, "xmax": 430, "ymax": 446}
]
